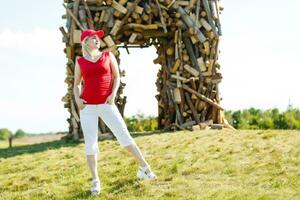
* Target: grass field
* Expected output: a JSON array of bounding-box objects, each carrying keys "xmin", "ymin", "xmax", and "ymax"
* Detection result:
[{"xmin": 0, "ymin": 129, "xmax": 299, "ymax": 200}]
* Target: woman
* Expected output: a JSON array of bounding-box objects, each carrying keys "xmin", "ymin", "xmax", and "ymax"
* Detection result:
[{"xmin": 73, "ymin": 29, "xmax": 157, "ymax": 195}]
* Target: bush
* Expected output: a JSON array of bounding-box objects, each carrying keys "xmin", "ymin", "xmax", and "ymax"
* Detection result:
[
  {"xmin": 125, "ymin": 112, "xmax": 158, "ymax": 132},
  {"xmin": 15, "ymin": 129, "xmax": 26, "ymax": 138}
]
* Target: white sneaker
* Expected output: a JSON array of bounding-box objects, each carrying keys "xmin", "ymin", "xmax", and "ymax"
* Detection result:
[
  {"xmin": 90, "ymin": 178, "xmax": 101, "ymax": 195},
  {"xmin": 136, "ymin": 165, "xmax": 157, "ymax": 180}
]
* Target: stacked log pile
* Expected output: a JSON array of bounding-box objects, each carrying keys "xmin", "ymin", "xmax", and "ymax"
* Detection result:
[{"xmin": 60, "ymin": 0, "xmax": 231, "ymax": 139}]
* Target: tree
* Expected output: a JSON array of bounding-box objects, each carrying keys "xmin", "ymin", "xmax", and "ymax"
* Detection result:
[{"xmin": 0, "ymin": 128, "xmax": 13, "ymax": 140}]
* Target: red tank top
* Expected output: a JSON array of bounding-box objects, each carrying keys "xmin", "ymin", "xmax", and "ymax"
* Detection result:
[{"xmin": 78, "ymin": 50, "xmax": 113, "ymax": 104}]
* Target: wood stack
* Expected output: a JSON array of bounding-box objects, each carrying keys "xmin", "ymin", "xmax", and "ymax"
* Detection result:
[{"xmin": 60, "ymin": 0, "xmax": 229, "ymax": 139}]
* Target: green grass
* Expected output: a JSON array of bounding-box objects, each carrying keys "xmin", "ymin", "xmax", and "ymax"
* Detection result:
[{"xmin": 0, "ymin": 130, "xmax": 299, "ymax": 200}]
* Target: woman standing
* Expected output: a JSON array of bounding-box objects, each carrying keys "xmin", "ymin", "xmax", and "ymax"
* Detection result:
[{"xmin": 73, "ymin": 29, "xmax": 157, "ymax": 195}]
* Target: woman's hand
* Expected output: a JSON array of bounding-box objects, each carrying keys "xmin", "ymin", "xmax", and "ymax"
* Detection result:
[
  {"xmin": 105, "ymin": 93, "xmax": 116, "ymax": 104},
  {"xmin": 76, "ymin": 98, "xmax": 87, "ymax": 110}
]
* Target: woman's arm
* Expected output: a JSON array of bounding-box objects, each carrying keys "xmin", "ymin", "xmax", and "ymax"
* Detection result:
[
  {"xmin": 109, "ymin": 51, "xmax": 120, "ymax": 96},
  {"xmin": 73, "ymin": 57, "xmax": 86, "ymax": 107}
]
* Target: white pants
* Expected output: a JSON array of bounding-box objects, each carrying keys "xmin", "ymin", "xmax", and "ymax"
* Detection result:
[{"xmin": 79, "ymin": 103, "xmax": 135, "ymax": 155}]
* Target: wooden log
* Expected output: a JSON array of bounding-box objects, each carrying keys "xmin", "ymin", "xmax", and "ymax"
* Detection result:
[
  {"xmin": 78, "ymin": 8, "xmax": 88, "ymax": 29},
  {"xmin": 171, "ymin": 74, "xmax": 187, "ymax": 82},
  {"xmin": 122, "ymin": 23, "xmax": 159, "ymax": 30},
  {"xmin": 166, "ymin": 85, "xmax": 184, "ymax": 125},
  {"xmin": 184, "ymin": 91, "xmax": 200, "ymax": 124},
  {"xmin": 59, "ymin": 26, "xmax": 69, "ymax": 44},
  {"xmin": 112, "ymin": 0, "xmax": 127, "ymax": 14},
  {"xmin": 82, "ymin": 0, "xmax": 95, "ymax": 29},
  {"xmin": 103, "ymin": 35, "xmax": 115, "ymax": 47},
  {"xmin": 170, "ymin": 58, "xmax": 181, "ymax": 73},
  {"xmin": 73, "ymin": 29, "xmax": 82, "ymax": 43},
  {"xmin": 176, "ymin": 1, "xmax": 190, "ymax": 6},
  {"xmin": 183, "ymin": 64, "xmax": 199, "ymax": 77},
  {"xmin": 199, "ymin": 119, "xmax": 213, "ymax": 129},
  {"xmin": 70, "ymin": 0, "xmax": 80, "ymax": 47},
  {"xmin": 197, "ymin": 57, "xmax": 206, "ymax": 71},
  {"xmin": 71, "ymin": 100, "xmax": 80, "ymax": 123},
  {"xmin": 180, "ymin": 120, "xmax": 197, "ymax": 128},
  {"xmin": 114, "ymin": 0, "xmax": 142, "ymax": 36},
  {"xmin": 181, "ymin": 84, "xmax": 224, "ymax": 110},
  {"xmin": 203, "ymin": 41, "xmax": 210, "ymax": 55},
  {"xmin": 128, "ymin": 33, "xmax": 138, "ymax": 43},
  {"xmin": 176, "ymin": 71, "xmax": 182, "ymax": 88},
  {"xmin": 155, "ymin": 0, "xmax": 168, "ymax": 33},
  {"xmin": 195, "ymin": 0, "xmax": 201, "ymax": 22},
  {"xmin": 110, "ymin": 19, "xmax": 122, "ymax": 35},
  {"xmin": 211, "ymin": 124, "xmax": 223, "ymax": 129},
  {"xmin": 178, "ymin": 28, "xmax": 183, "ymax": 70},
  {"xmin": 200, "ymin": 18, "xmax": 212, "ymax": 31},
  {"xmin": 172, "ymin": 4, "xmax": 206, "ymax": 43},
  {"xmin": 174, "ymin": 87, "xmax": 181, "ymax": 103},
  {"xmin": 202, "ymin": 0, "xmax": 218, "ymax": 36},
  {"xmin": 182, "ymin": 36, "xmax": 202, "ymax": 81},
  {"xmin": 213, "ymin": 0, "xmax": 222, "ymax": 35},
  {"xmin": 189, "ymin": 0, "xmax": 197, "ymax": 10},
  {"xmin": 126, "ymin": 2, "xmax": 144, "ymax": 14},
  {"xmin": 62, "ymin": 3, "xmax": 84, "ymax": 31}
]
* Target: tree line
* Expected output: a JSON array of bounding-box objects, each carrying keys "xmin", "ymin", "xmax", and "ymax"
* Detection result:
[
  {"xmin": 224, "ymin": 104, "xmax": 300, "ymax": 130},
  {"xmin": 1, "ymin": 105, "xmax": 300, "ymax": 140}
]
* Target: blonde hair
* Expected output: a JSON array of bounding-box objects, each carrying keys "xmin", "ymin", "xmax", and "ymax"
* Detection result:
[{"xmin": 81, "ymin": 37, "xmax": 93, "ymax": 57}]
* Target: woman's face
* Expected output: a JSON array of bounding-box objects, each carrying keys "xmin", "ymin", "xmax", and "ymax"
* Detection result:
[{"xmin": 85, "ymin": 35, "xmax": 100, "ymax": 50}]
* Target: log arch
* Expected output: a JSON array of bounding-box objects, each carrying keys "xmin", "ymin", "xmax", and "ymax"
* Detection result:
[{"xmin": 60, "ymin": 0, "xmax": 229, "ymax": 139}]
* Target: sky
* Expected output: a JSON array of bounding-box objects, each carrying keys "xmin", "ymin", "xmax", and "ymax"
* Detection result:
[{"xmin": 0, "ymin": 0, "xmax": 299, "ymax": 134}]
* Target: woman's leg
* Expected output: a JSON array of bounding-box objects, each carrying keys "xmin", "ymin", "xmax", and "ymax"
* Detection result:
[
  {"xmin": 124, "ymin": 143, "xmax": 149, "ymax": 168},
  {"xmin": 87, "ymin": 154, "xmax": 99, "ymax": 181},
  {"xmin": 97, "ymin": 104, "xmax": 149, "ymax": 167},
  {"xmin": 79, "ymin": 105, "xmax": 100, "ymax": 181}
]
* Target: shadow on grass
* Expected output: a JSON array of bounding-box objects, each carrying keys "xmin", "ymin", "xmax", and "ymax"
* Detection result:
[
  {"xmin": 0, "ymin": 139, "xmax": 82, "ymax": 159},
  {"xmin": 66, "ymin": 189, "xmax": 94, "ymax": 200},
  {"xmin": 105, "ymin": 177, "xmax": 146, "ymax": 195},
  {"xmin": 66, "ymin": 178, "xmax": 144, "ymax": 199}
]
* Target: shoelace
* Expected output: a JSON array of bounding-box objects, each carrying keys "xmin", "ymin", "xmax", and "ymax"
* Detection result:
[
  {"xmin": 144, "ymin": 168, "xmax": 151, "ymax": 175},
  {"xmin": 139, "ymin": 166, "xmax": 156, "ymax": 178},
  {"xmin": 91, "ymin": 179, "xmax": 100, "ymax": 191}
]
